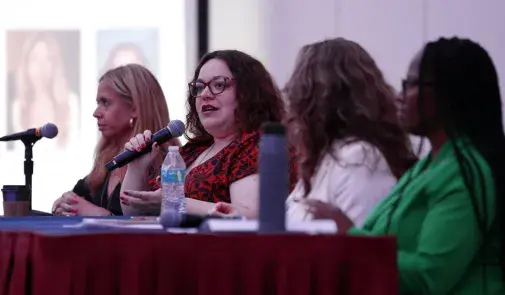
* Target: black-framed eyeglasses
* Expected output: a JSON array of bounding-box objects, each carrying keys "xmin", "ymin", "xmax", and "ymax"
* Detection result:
[
  {"xmin": 188, "ymin": 76, "xmax": 235, "ymax": 98},
  {"xmin": 401, "ymin": 78, "xmax": 434, "ymax": 96}
]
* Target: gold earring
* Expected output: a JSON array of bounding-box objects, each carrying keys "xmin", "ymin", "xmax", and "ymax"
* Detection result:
[{"xmin": 129, "ymin": 118, "xmax": 134, "ymax": 127}]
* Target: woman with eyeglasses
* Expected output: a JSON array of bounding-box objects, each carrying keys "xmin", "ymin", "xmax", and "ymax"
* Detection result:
[
  {"xmin": 120, "ymin": 50, "xmax": 297, "ymax": 217},
  {"xmin": 396, "ymin": 82, "xmax": 431, "ymax": 159},
  {"xmin": 307, "ymin": 37, "xmax": 505, "ymax": 294}
]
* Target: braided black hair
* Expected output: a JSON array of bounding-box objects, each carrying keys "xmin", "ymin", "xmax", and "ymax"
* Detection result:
[
  {"xmin": 421, "ymin": 37, "xmax": 505, "ymax": 276},
  {"xmin": 387, "ymin": 38, "xmax": 505, "ymax": 290}
]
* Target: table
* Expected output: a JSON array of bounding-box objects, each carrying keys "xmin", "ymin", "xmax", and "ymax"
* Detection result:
[{"xmin": 0, "ymin": 217, "xmax": 398, "ymax": 295}]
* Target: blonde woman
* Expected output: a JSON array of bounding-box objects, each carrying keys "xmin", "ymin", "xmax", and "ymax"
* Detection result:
[{"xmin": 52, "ymin": 64, "xmax": 180, "ymax": 216}]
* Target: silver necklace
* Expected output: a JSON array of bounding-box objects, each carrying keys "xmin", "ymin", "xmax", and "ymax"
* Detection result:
[
  {"xmin": 198, "ymin": 143, "xmax": 216, "ymax": 166},
  {"xmin": 196, "ymin": 134, "xmax": 241, "ymax": 166}
]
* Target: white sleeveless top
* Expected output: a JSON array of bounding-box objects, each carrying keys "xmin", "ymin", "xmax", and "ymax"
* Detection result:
[
  {"xmin": 410, "ymin": 135, "xmax": 431, "ymax": 158},
  {"xmin": 286, "ymin": 140, "xmax": 397, "ymax": 227}
]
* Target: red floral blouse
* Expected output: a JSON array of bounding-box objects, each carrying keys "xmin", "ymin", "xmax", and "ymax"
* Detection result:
[{"xmin": 180, "ymin": 131, "xmax": 297, "ymax": 203}]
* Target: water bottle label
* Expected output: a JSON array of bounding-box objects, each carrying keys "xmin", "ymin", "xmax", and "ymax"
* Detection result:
[{"xmin": 161, "ymin": 168, "xmax": 186, "ymax": 183}]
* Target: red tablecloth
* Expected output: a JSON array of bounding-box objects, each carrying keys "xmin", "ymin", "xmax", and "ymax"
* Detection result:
[{"xmin": 0, "ymin": 232, "xmax": 398, "ymax": 295}]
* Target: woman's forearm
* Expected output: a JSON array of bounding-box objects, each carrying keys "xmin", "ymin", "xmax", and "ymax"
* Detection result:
[
  {"xmin": 120, "ymin": 165, "xmax": 150, "ymax": 215},
  {"xmin": 186, "ymin": 198, "xmax": 257, "ymax": 218},
  {"xmin": 186, "ymin": 198, "xmax": 219, "ymax": 216}
]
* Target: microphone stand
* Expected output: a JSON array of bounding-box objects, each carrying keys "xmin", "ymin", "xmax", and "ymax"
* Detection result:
[{"xmin": 21, "ymin": 137, "xmax": 39, "ymax": 212}]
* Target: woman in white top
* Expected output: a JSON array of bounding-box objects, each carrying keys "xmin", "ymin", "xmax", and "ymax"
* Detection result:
[{"xmin": 212, "ymin": 38, "xmax": 417, "ymax": 226}]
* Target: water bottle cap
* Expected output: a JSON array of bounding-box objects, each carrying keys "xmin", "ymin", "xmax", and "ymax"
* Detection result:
[
  {"xmin": 168, "ymin": 146, "xmax": 180, "ymax": 152},
  {"xmin": 261, "ymin": 122, "xmax": 285, "ymax": 135}
]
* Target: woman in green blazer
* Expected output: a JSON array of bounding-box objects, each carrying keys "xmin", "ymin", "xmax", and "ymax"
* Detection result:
[{"xmin": 307, "ymin": 37, "xmax": 505, "ymax": 294}]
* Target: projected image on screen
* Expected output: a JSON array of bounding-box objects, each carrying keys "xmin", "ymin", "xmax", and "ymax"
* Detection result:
[
  {"xmin": 97, "ymin": 29, "xmax": 159, "ymax": 77},
  {"xmin": 6, "ymin": 30, "xmax": 81, "ymax": 150}
]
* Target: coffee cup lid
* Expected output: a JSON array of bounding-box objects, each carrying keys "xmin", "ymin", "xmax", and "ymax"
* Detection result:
[{"xmin": 2, "ymin": 185, "xmax": 27, "ymax": 191}]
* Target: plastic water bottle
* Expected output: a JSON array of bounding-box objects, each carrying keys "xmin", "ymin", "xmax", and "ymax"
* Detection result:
[{"xmin": 160, "ymin": 146, "xmax": 187, "ymax": 213}]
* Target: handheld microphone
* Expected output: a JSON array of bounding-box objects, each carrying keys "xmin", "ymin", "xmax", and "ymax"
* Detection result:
[
  {"xmin": 259, "ymin": 122, "xmax": 288, "ymax": 233},
  {"xmin": 159, "ymin": 209, "xmax": 243, "ymax": 229},
  {"xmin": 105, "ymin": 120, "xmax": 185, "ymax": 172},
  {"xmin": 0, "ymin": 123, "xmax": 59, "ymax": 142}
]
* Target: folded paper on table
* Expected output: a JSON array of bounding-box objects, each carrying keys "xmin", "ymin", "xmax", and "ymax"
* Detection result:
[
  {"xmin": 63, "ymin": 218, "xmax": 161, "ymax": 229},
  {"xmin": 200, "ymin": 219, "xmax": 337, "ymax": 234},
  {"xmin": 63, "ymin": 218, "xmax": 198, "ymax": 233}
]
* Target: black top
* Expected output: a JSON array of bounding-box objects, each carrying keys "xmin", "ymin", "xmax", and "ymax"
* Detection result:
[{"xmin": 72, "ymin": 176, "xmax": 123, "ymax": 216}]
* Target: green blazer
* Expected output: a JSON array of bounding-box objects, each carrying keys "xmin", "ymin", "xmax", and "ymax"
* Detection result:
[{"xmin": 349, "ymin": 138, "xmax": 504, "ymax": 294}]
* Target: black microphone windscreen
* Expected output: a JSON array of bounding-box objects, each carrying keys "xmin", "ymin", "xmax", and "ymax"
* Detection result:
[
  {"xmin": 159, "ymin": 209, "xmax": 242, "ymax": 229},
  {"xmin": 40, "ymin": 123, "xmax": 58, "ymax": 139},
  {"xmin": 159, "ymin": 210, "xmax": 206, "ymax": 228},
  {"xmin": 167, "ymin": 120, "xmax": 185, "ymax": 137}
]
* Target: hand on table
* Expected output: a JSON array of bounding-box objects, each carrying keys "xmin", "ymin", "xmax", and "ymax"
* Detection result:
[
  {"xmin": 208, "ymin": 202, "xmax": 241, "ymax": 217},
  {"xmin": 302, "ymin": 199, "xmax": 354, "ymax": 232},
  {"xmin": 52, "ymin": 191, "xmax": 110, "ymax": 216},
  {"xmin": 52, "ymin": 191, "xmax": 78, "ymax": 216},
  {"xmin": 120, "ymin": 188, "xmax": 162, "ymax": 215}
]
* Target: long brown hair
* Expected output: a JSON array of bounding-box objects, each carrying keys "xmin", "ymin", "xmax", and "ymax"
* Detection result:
[
  {"xmin": 185, "ymin": 50, "xmax": 285, "ymax": 144},
  {"xmin": 284, "ymin": 38, "xmax": 416, "ymax": 196},
  {"xmin": 15, "ymin": 32, "xmax": 72, "ymax": 147},
  {"xmin": 87, "ymin": 64, "xmax": 181, "ymax": 191}
]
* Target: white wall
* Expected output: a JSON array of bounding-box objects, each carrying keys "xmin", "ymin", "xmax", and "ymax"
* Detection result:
[
  {"xmin": 209, "ymin": 0, "xmax": 268, "ymax": 63},
  {"xmin": 209, "ymin": 0, "xmax": 505, "ymax": 97},
  {"xmin": 337, "ymin": 0, "xmax": 425, "ymax": 91},
  {"xmin": 262, "ymin": 0, "xmax": 340, "ymax": 88},
  {"xmin": 425, "ymin": 0, "xmax": 505, "ymax": 95}
]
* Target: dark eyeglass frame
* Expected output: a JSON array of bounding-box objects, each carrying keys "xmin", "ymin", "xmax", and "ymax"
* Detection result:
[
  {"xmin": 401, "ymin": 78, "xmax": 434, "ymax": 96},
  {"xmin": 188, "ymin": 76, "xmax": 235, "ymax": 98}
]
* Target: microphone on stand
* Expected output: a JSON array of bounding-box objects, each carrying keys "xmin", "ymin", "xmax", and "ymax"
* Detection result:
[
  {"xmin": 259, "ymin": 122, "xmax": 289, "ymax": 233},
  {"xmin": 159, "ymin": 209, "xmax": 243, "ymax": 229},
  {"xmin": 105, "ymin": 120, "xmax": 185, "ymax": 172},
  {"xmin": 0, "ymin": 123, "xmax": 58, "ymax": 142},
  {"xmin": 0, "ymin": 123, "xmax": 59, "ymax": 214}
]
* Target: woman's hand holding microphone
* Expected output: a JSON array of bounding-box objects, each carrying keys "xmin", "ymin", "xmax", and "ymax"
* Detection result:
[{"xmin": 120, "ymin": 130, "xmax": 163, "ymax": 215}]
